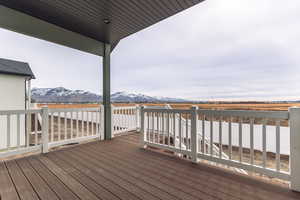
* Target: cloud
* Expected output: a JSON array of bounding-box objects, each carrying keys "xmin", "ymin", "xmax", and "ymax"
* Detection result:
[
  {"xmin": 0, "ymin": 0, "xmax": 300, "ymax": 101},
  {"xmin": 112, "ymin": 0, "xmax": 300, "ymax": 100}
]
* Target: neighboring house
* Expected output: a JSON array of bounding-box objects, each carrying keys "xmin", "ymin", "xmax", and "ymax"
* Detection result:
[{"xmin": 0, "ymin": 58, "xmax": 35, "ymax": 149}]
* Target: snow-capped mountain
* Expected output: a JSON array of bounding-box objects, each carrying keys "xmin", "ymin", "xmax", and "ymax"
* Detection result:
[
  {"xmin": 31, "ymin": 87, "xmax": 190, "ymax": 103},
  {"xmin": 31, "ymin": 87, "xmax": 100, "ymax": 103}
]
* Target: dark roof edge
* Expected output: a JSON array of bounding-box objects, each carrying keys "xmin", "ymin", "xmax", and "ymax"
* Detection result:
[{"xmin": 0, "ymin": 70, "xmax": 35, "ymax": 79}]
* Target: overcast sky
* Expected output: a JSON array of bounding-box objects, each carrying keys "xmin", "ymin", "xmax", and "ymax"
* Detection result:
[{"xmin": 0, "ymin": 0, "xmax": 300, "ymax": 101}]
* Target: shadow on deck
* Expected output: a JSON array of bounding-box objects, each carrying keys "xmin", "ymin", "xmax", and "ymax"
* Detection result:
[{"xmin": 1, "ymin": 132, "xmax": 300, "ymax": 200}]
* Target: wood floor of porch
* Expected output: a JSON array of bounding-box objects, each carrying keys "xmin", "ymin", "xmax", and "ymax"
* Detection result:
[{"xmin": 1, "ymin": 132, "xmax": 300, "ymax": 200}]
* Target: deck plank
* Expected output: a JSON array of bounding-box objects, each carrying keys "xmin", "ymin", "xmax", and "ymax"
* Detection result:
[
  {"xmin": 45, "ymin": 151, "xmax": 141, "ymax": 200},
  {"xmin": 16, "ymin": 158, "xmax": 59, "ymax": 200},
  {"xmin": 48, "ymin": 151, "xmax": 178, "ymax": 200},
  {"xmin": 78, "ymin": 142, "xmax": 235, "ymax": 200},
  {"xmin": 2, "ymin": 132, "xmax": 300, "ymax": 200},
  {"xmin": 89, "ymin": 139, "xmax": 257, "ymax": 200},
  {"xmin": 0, "ymin": 161, "xmax": 20, "ymax": 200},
  {"xmin": 114, "ymin": 135, "xmax": 289, "ymax": 200},
  {"xmin": 72, "ymin": 144, "xmax": 213, "ymax": 200},
  {"xmin": 55, "ymin": 148, "xmax": 188, "ymax": 200},
  {"xmin": 54, "ymin": 150, "xmax": 159, "ymax": 200},
  {"xmin": 46, "ymin": 153, "xmax": 121, "ymax": 200},
  {"xmin": 5, "ymin": 160, "xmax": 39, "ymax": 200},
  {"xmin": 38, "ymin": 156, "xmax": 100, "ymax": 200},
  {"xmin": 27, "ymin": 157, "xmax": 80, "ymax": 200}
]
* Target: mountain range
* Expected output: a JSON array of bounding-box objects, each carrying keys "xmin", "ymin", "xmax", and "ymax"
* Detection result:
[{"xmin": 31, "ymin": 87, "xmax": 190, "ymax": 103}]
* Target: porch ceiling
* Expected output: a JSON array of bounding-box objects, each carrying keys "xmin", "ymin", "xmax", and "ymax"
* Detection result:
[{"xmin": 0, "ymin": 0, "xmax": 204, "ymax": 54}]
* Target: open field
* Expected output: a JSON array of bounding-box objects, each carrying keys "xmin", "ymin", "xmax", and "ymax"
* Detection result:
[
  {"xmin": 39, "ymin": 102, "xmax": 295, "ymax": 127},
  {"xmin": 38, "ymin": 102, "xmax": 300, "ymax": 111}
]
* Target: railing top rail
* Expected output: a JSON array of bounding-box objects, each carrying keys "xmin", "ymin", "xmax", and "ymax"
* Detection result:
[
  {"xmin": 48, "ymin": 107, "xmax": 101, "ymax": 113},
  {"xmin": 142, "ymin": 108, "xmax": 192, "ymax": 114},
  {"xmin": 0, "ymin": 109, "xmax": 42, "ymax": 115},
  {"xmin": 112, "ymin": 106, "xmax": 137, "ymax": 110},
  {"xmin": 197, "ymin": 109, "xmax": 289, "ymax": 120}
]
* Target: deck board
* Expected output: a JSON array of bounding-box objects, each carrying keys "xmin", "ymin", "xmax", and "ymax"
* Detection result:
[
  {"xmin": 38, "ymin": 156, "xmax": 99, "ymax": 200},
  {"xmin": 74, "ymin": 142, "xmax": 214, "ymax": 200},
  {"xmin": 16, "ymin": 158, "xmax": 59, "ymax": 200},
  {"xmin": 1, "ymin": 132, "xmax": 300, "ymax": 200},
  {"xmin": 63, "ymin": 146, "xmax": 193, "ymax": 200},
  {"xmin": 5, "ymin": 160, "xmax": 39, "ymax": 200},
  {"xmin": 0, "ymin": 161, "xmax": 19, "ymax": 200},
  {"xmin": 27, "ymin": 157, "xmax": 80, "ymax": 200}
]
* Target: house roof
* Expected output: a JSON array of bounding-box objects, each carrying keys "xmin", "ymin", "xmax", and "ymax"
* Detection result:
[
  {"xmin": 0, "ymin": 0, "xmax": 205, "ymax": 53},
  {"xmin": 0, "ymin": 58, "xmax": 35, "ymax": 79}
]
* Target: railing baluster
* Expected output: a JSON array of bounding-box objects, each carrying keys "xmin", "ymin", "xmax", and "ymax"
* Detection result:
[
  {"xmin": 81, "ymin": 111, "xmax": 84, "ymax": 137},
  {"xmin": 51, "ymin": 113, "xmax": 54, "ymax": 142},
  {"xmin": 276, "ymin": 120, "xmax": 281, "ymax": 172},
  {"xmin": 147, "ymin": 112, "xmax": 150, "ymax": 142},
  {"xmin": 179, "ymin": 113, "xmax": 182, "ymax": 151},
  {"xmin": 152, "ymin": 112, "xmax": 155, "ymax": 143},
  {"xmin": 35, "ymin": 113, "xmax": 38, "ymax": 146},
  {"xmin": 262, "ymin": 119, "xmax": 267, "ymax": 168},
  {"xmin": 76, "ymin": 111, "xmax": 79, "ymax": 138},
  {"xmin": 17, "ymin": 114, "xmax": 20, "ymax": 147},
  {"xmin": 219, "ymin": 117, "xmax": 222, "ymax": 158},
  {"xmin": 250, "ymin": 118, "xmax": 254, "ymax": 165},
  {"xmin": 127, "ymin": 109, "xmax": 129, "ymax": 130},
  {"xmin": 202, "ymin": 115, "xmax": 205, "ymax": 154},
  {"xmin": 58, "ymin": 112, "xmax": 61, "ymax": 141},
  {"xmin": 95, "ymin": 111, "xmax": 98, "ymax": 136},
  {"xmin": 162, "ymin": 112, "xmax": 165, "ymax": 145},
  {"xmin": 99, "ymin": 108, "xmax": 102, "ymax": 136},
  {"xmin": 70, "ymin": 112, "xmax": 73, "ymax": 139},
  {"xmin": 186, "ymin": 113, "xmax": 189, "ymax": 149},
  {"xmin": 91, "ymin": 112, "xmax": 94, "ymax": 136},
  {"xmin": 167, "ymin": 112, "xmax": 170, "ymax": 146},
  {"xmin": 157, "ymin": 112, "xmax": 159, "ymax": 143},
  {"xmin": 173, "ymin": 112, "xmax": 176, "ymax": 147},
  {"xmin": 87, "ymin": 111, "xmax": 89, "ymax": 136},
  {"xmin": 228, "ymin": 117, "xmax": 232, "ymax": 159},
  {"xmin": 6, "ymin": 114, "xmax": 11, "ymax": 149},
  {"xmin": 210, "ymin": 117, "xmax": 213, "ymax": 156},
  {"xmin": 64, "ymin": 112, "xmax": 67, "ymax": 139},
  {"xmin": 239, "ymin": 118, "xmax": 243, "ymax": 162},
  {"xmin": 26, "ymin": 112, "xmax": 31, "ymax": 147},
  {"xmin": 99, "ymin": 109, "xmax": 101, "ymax": 136}
]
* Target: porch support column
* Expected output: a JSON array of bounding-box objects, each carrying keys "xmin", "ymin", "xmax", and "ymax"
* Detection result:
[{"xmin": 103, "ymin": 43, "xmax": 112, "ymax": 140}]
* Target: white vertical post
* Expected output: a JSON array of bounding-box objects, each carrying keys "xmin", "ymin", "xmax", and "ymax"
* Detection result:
[
  {"xmin": 27, "ymin": 79, "xmax": 31, "ymax": 109},
  {"xmin": 111, "ymin": 104, "xmax": 114, "ymax": 138},
  {"xmin": 191, "ymin": 106, "xmax": 198, "ymax": 163},
  {"xmin": 26, "ymin": 79, "xmax": 31, "ymax": 147},
  {"xmin": 41, "ymin": 106, "xmax": 49, "ymax": 153},
  {"xmin": 140, "ymin": 106, "xmax": 145, "ymax": 148},
  {"xmin": 98, "ymin": 106, "xmax": 102, "ymax": 140},
  {"xmin": 136, "ymin": 104, "xmax": 140, "ymax": 131},
  {"xmin": 289, "ymin": 107, "xmax": 300, "ymax": 192}
]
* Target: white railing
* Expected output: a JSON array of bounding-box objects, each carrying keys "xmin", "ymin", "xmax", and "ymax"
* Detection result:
[
  {"xmin": 0, "ymin": 109, "xmax": 42, "ymax": 158},
  {"xmin": 0, "ymin": 106, "xmax": 104, "ymax": 159},
  {"xmin": 140, "ymin": 106, "xmax": 300, "ymax": 191},
  {"xmin": 48, "ymin": 107, "xmax": 104, "ymax": 148},
  {"xmin": 112, "ymin": 105, "xmax": 139, "ymax": 136}
]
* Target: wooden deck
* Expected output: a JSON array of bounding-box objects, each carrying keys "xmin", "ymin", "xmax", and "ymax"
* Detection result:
[{"xmin": 1, "ymin": 132, "xmax": 300, "ymax": 200}]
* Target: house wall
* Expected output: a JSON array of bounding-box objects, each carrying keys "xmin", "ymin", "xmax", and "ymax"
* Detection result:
[
  {"xmin": 0, "ymin": 74, "xmax": 26, "ymax": 110},
  {"xmin": 0, "ymin": 74, "xmax": 26, "ymax": 150}
]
